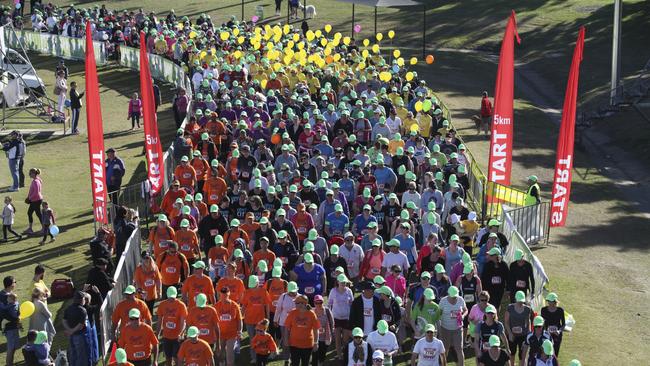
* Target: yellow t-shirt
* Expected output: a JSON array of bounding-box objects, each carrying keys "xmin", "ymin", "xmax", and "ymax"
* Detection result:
[
  {"xmin": 402, "ymin": 117, "xmax": 419, "ymax": 135},
  {"xmin": 388, "ymin": 140, "xmax": 405, "ymax": 155},
  {"xmin": 395, "ymin": 106, "xmax": 409, "ymax": 123},
  {"xmin": 418, "ymin": 113, "xmax": 433, "ymax": 138}
]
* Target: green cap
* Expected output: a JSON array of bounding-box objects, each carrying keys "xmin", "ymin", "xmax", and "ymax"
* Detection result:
[
  {"xmin": 287, "ymin": 281, "xmax": 298, "ymax": 293},
  {"xmin": 387, "ymin": 239, "xmax": 400, "ymax": 247},
  {"xmin": 277, "ymin": 230, "xmax": 288, "ymax": 239},
  {"xmin": 124, "ymin": 285, "xmax": 136, "ymax": 295},
  {"xmin": 180, "ymin": 218, "xmax": 190, "ymax": 228},
  {"xmin": 158, "ymin": 214, "xmax": 168, "ymax": 222},
  {"xmin": 193, "ymin": 260, "xmax": 206, "ymax": 269},
  {"xmin": 434, "ymin": 263, "xmax": 446, "ymax": 274},
  {"xmin": 330, "ymin": 244, "xmax": 339, "ymax": 255},
  {"xmin": 259, "ymin": 217, "xmax": 269, "ymax": 225},
  {"xmin": 230, "ymin": 218, "xmax": 240, "ymax": 227},
  {"xmin": 167, "ymin": 286, "xmax": 178, "ymax": 299},
  {"xmin": 463, "ymin": 263, "xmax": 473, "ymax": 274},
  {"xmin": 425, "ymin": 323, "xmax": 436, "ymax": 333},
  {"xmin": 488, "ymin": 219, "xmax": 500, "ymax": 227},
  {"xmin": 488, "ymin": 247, "xmax": 502, "ymax": 256},
  {"xmin": 542, "ymin": 339, "xmax": 554, "ymax": 356},
  {"xmin": 406, "ymin": 201, "xmax": 417, "ymax": 210},
  {"xmin": 447, "ymin": 286, "xmax": 459, "ymax": 297},
  {"xmin": 352, "ymin": 327, "xmax": 364, "ymax": 338},
  {"xmin": 214, "ymin": 234, "xmax": 224, "ymax": 245},
  {"xmin": 569, "ymin": 360, "xmax": 582, "ymax": 366},
  {"xmin": 527, "ymin": 175, "xmax": 538, "ymax": 182},
  {"xmin": 187, "ymin": 326, "xmax": 200, "ymax": 338},
  {"xmin": 115, "ymin": 348, "xmax": 128, "ymax": 363},
  {"xmin": 420, "ymin": 271, "xmax": 432, "ymax": 279},
  {"xmin": 449, "ymin": 234, "xmax": 459, "ymax": 241},
  {"xmin": 304, "ymin": 253, "xmax": 314, "ymax": 263},
  {"xmin": 373, "ymin": 276, "xmax": 386, "ymax": 285},
  {"xmin": 308, "ymin": 229, "xmax": 318, "ymax": 240},
  {"xmin": 248, "ymin": 275, "xmax": 259, "ymax": 288},
  {"xmin": 372, "ymin": 239, "xmax": 382, "ymax": 247},
  {"xmin": 257, "ymin": 260, "xmax": 268, "ymax": 272},
  {"xmin": 515, "ymin": 291, "xmax": 526, "ymax": 302},
  {"xmin": 335, "ymin": 203, "xmax": 343, "ymax": 212},
  {"xmin": 210, "ymin": 204, "xmax": 219, "ymax": 213},
  {"xmin": 377, "ymin": 319, "xmax": 389, "ymax": 334},
  {"xmin": 533, "ymin": 315, "xmax": 545, "ymax": 327},
  {"xmin": 196, "ymin": 293, "xmax": 207, "ymax": 308},
  {"xmin": 423, "ymin": 288, "xmax": 435, "ymax": 300},
  {"xmin": 128, "ymin": 308, "xmax": 141, "ymax": 319},
  {"xmin": 514, "ymin": 249, "xmax": 524, "ymax": 261},
  {"xmin": 546, "ymin": 292, "xmax": 558, "ymax": 302},
  {"xmin": 337, "ymin": 274, "xmax": 349, "ymax": 283},
  {"xmin": 304, "ymin": 241, "xmax": 314, "ymax": 252},
  {"xmin": 489, "ymin": 334, "xmax": 500, "ymax": 347},
  {"xmin": 273, "ymin": 258, "xmax": 283, "ymax": 268},
  {"xmin": 367, "ymin": 221, "xmax": 378, "ymax": 229},
  {"xmin": 181, "ymin": 205, "xmax": 191, "ymax": 215},
  {"xmin": 35, "ymin": 330, "xmax": 48, "ymax": 345},
  {"xmin": 272, "ymin": 267, "xmax": 282, "ymax": 278},
  {"xmin": 400, "ymin": 210, "xmax": 410, "ymax": 220},
  {"xmin": 485, "ymin": 304, "xmax": 497, "ymax": 314}
]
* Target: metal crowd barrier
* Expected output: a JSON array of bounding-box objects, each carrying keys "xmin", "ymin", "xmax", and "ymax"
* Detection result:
[{"xmin": 502, "ymin": 202, "xmax": 550, "ymax": 246}]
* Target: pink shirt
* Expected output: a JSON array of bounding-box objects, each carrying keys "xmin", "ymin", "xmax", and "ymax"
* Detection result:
[
  {"xmin": 28, "ymin": 177, "xmax": 43, "ymax": 202},
  {"xmin": 384, "ymin": 273, "xmax": 406, "ymax": 299},
  {"xmin": 469, "ymin": 303, "xmax": 486, "ymax": 324}
]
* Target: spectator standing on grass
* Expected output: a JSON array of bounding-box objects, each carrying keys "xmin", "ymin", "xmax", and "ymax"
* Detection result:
[
  {"xmin": 152, "ymin": 79, "xmax": 161, "ymax": 112},
  {"xmin": 54, "ymin": 70, "xmax": 67, "ymax": 116},
  {"xmin": 172, "ymin": 88, "xmax": 189, "ymax": 128},
  {"xmin": 0, "ymin": 277, "xmax": 20, "ymax": 366},
  {"xmin": 2, "ymin": 130, "xmax": 23, "ymax": 192},
  {"xmin": 24, "ymin": 167, "xmax": 43, "ymax": 235},
  {"xmin": 127, "ymin": 92, "xmax": 142, "ymax": 130},
  {"xmin": 69, "ymin": 81, "xmax": 84, "ymax": 135},
  {"xmin": 2, "ymin": 196, "xmax": 21, "ymax": 242},
  {"xmin": 29, "ymin": 287, "xmax": 55, "ymax": 344},
  {"xmin": 39, "ymin": 200, "xmax": 56, "ymax": 245},
  {"xmin": 105, "ymin": 148, "xmax": 126, "ymax": 204},
  {"xmin": 480, "ymin": 91, "xmax": 492, "ymax": 135}
]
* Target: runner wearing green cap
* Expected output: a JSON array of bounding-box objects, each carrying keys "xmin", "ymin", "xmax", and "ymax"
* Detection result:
[
  {"xmin": 508, "ymin": 249, "xmax": 535, "ymax": 303},
  {"xmin": 344, "ymin": 327, "xmax": 374, "ymax": 366},
  {"xmin": 367, "ymin": 319, "xmax": 399, "ymax": 366},
  {"xmin": 475, "ymin": 304, "xmax": 509, "ymax": 360},
  {"xmin": 411, "ymin": 323, "xmax": 446, "ymax": 366},
  {"xmin": 438, "ymin": 286, "xmax": 468, "ymax": 366},
  {"xmin": 478, "ymin": 335, "xmax": 511, "ymax": 366},
  {"xmin": 290, "ymin": 253, "xmax": 327, "ymax": 303},
  {"xmin": 116, "ymin": 307, "xmax": 159, "ymax": 365},
  {"xmin": 541, "ymin": 292, "xmax": 565, "ymax": 357},
  {"xmin": 532, "ymin": 339, "xmax": 558, "ymax": 366},
  {"xmin": 410, "ymin": 288, "xmax": 442, "ymax": 339},
  {"xmin": 521, "ymin": 316, "xmax": 552, "ymax": 366},
  {"xmin": 156, "ymin": 286, "xmax": 187, "ymax": 366},
  {"xmin": 480, "ymin": 246, "xmax": 509, "ymax": 309},
  {"xmin": 328, "ymin": 274, "xmax": 354, "ymax": 361},
  {"xmin": 177, "ymin": 326, "xmax": 215, "ymax": 366},
  {"xmin": 505, "ymin": 291, "xmax": 532, "ymax": 366}
]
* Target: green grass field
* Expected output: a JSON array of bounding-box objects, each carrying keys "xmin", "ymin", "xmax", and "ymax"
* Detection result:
[{"xmin": 1, "ymin": 0, "xmax": 649, "ymax": 365}]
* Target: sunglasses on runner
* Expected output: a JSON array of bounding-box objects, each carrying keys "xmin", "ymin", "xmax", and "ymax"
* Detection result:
[{"xmin": 479, "ymin": 299, "xmax": 488, "ymax": 302}]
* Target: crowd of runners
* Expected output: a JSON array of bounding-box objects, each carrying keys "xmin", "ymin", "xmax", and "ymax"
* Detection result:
[{"xmin": 0, "ymin": 2, "xmax": 582, "ymax": 366}]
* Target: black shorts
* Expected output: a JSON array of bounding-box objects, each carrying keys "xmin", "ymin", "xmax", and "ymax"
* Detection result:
[
  {"xmin": 334, "ymin": 318, "xmax": 350, "ymax": 330},
  {"xmin": 508, "ymin": 334, "xmax": 526, "ymax": 358},
  {"xmin": 162, "ymin": 338, "xmax": 180, "ymax": 358}
]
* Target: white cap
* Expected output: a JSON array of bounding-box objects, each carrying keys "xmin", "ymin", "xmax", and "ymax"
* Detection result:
[
  {"xmin": 372, "ymin": 350, "xmax": 384, "ymax": 360},
  {"xmin": 450, "ymin": 213, "xmax": 460, "ymax": 224}
]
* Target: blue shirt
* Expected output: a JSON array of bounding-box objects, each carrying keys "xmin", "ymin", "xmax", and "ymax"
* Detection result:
[
  {"xmin": 338, "ymin": 178, "xmax": 355, "ymax": 203},
  {"xmin": 325, "ymin": 212, "xmax": 349, "ymax": 235},
  {"xmin": 397, "ymin": 234, "xmax": 416, "ymax": 264},
  {"xmin": 353, "ymin": 214, "xmax": 377, "ymax": 235},
  {"xmin": 373, "ymin": 167, "xmax": 397, "ymax": 189},
  {"xmin": 293, "ymin": 263, "xmax": 325, "ymax": 296},
  {"xmin": 315, "ymin": 143, "xmax": 334, "ymax": 158},
  {"xmin": 105, "ymin": 157, "xmax": 126, "ymax": 185}
]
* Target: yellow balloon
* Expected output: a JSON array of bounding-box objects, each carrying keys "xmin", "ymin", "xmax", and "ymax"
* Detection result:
[
  {"xmin": 253, "ymin": 42, "xmax": 261, "ymax": 50},
  {"xmin": 324, "ymin": 24, "xmax": 332, "ymax": 33},
  {"xmin": 376, "ymin": 32, "xmax": 383, "ymax": 41},
  {"xmin": 320, "ymin": 38, "xmax": 328, "ymax": 47},
  {"xmin": 273, "ymin": 25, "xmax": 282, "ymax": 35},
  {"xmin": 283, "ymin": 24, "xmax": 291, "ymax": 35},
  {"xmin": 415, "ymin": 100, "xmax": 423, "ymax": 112},
  {"xmin": 397, "ymin": 57, "xmax": 405, "ymax": 67},
  {"xmin": 380, "ymin": 71, "xmax": 391, "ymax": 81},
  {"xmin": 363, "ymin": 39, "xmax": 370, "ymax": 47},
  {"xmin": 273, "ymin": 33, "xmax": 282, "ymax": 43},
  {"xmin": 362, "ymin": 49, "xmax": 369, "ymax": 59},
  {"xmin": 293, "ymin": 33, "xmax": 300, "ymax": 42},
  {"xmin": 315, "ymin": 30, "xmax": 322, "ymax": 38},
  {"xmin": 306, "ymin": 30, "xmax": 315, "ymax": 41},
  {"xmin": 284, "ymin": 55, "xmax": 292, "ymax": 65},
  {"xmin": 372, "ymin": 44, "xmax": 380, "ymax": 54},
  {"xmin": 393, "ymin": 49, "xmax": 401, "ymax": 58},
  {"xmin": 233, "ymin": 28, "xmax": 240, "ymax": 36},
  {"xmin": 410, "ymin": 57, "xmax": 418, "ymax": 65},
  {"xmin": 405, "ymin": 71, "xmax": 414, "ymax": 81},
  {"xmin": 19, "ymin": 301, "xmax": 35, "ymax": 320},
  {"xmin": 177, "ymin": 22, "xmax": 184, "ymax": 30},
  {"xmin": 267, "ymin": 42, "xmax": 274, "ymax": 50},
  {"xmin": 299, "ymin": 58, "xmax": 307, "ymax": 66},
  {"xmin": 358, "ymin": 62, "xmax": 366, "ymax": 70},
  {"xmin": 343, "ymin": 37, "xmax": 351, "ymax": 46},
  {"xmin": 324, "ymin": 47, "xmax": 332, "ymax": 56},
  {"xmin": 220, "ymin": 31, "xmax": 230, "ymax": 41},
  {"xmin": 234, "ymin": 50, "xmax": 242, "ymax": 59},
  {"xmin": 333, "ymin": 54, "xmax": 341, "ymax": 62},
  {"xmin": 200, "ymin": 50, "xmax": 207, "ymax": 59},
  {"xmin": 237, "ymin": 36, "xmax": 245, "ymax": 44},
  {"xmin": 189, "ymin": 31, "xmax": 197, "ymax": 39},
  {"xmin": 388, "ymin": 30, "xmax": 395, "ymax": 39},
  {"xmin": 261, "ymin": 79, "xmax": 268, "ymax": 89},
  {"xmin": 410, "ymin": 124, "xmax": 419, "ymax": 133},
  {"xmin": 286, "ymin": 40, "xmax": 295, "ymax": 49},
  {"xmin": 274, "ymin": 62, "xmax": 283, "ymax": 71},
  {"xmin": 334, "ymin": 32, "xmax": 342, "ymax": 40},
  {"xmin": 297, "ymin": 42, "xmax": 305, "ymax": 50}
]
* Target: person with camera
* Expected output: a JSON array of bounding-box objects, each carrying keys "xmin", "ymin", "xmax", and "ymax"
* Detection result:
[{"xmin": 2, "ymin": 131, "xmax": 25, "ymax": 192}]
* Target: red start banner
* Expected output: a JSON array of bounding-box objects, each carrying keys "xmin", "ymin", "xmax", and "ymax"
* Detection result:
[
  {"xmin": 550, "ymin": 27, "xmax": 585, "ymax": 227},
  {"xmin": 488, "ymin": 10, "xmax": 520, "ymax": 185},
  {"xmin": 85, "ymin": 22, "xmax": 108, "ymax": 224}
]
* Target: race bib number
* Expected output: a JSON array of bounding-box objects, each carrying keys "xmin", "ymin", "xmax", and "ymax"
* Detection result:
[
  {"xmin": 548, "ymin": 326, "xmax": 558, "ymax": 333},
  {"xmin": 144, "ymin": 279, "xmax": 155, "ymax": 287},
  {"xmin": 272, "ymin": 300, "xmax": 278, "ymax": 307},
  {"xmin": 382, "ymin": 314, "xmax": 392, "ymax": 321},
  {"xmin": 516, "ymin": 280, "xmax": 526, "ymax": 288},
  {"xmin": 183, "ymin": 173, "xmax": 191, "ymax": 179},
  {"xmin": 371, "ymin": 268, "xmax": 380, "ymax": 274},
  {"xmin": 133, "ymin": 351, "xmax": 145, "ymax": 359},
  {"xmin": 242, "ymin": 171, "xmax": 250, "ymax": 178},
  {"xmin": 305, "ymin": 287, "xmax": 315, "ymax": 294},
  {"xmin": 220, "ymin": 314, "xmax": 232, "ymax": 321},
  {"xmin": 196, "ymin": 169, "xmax": 203, "ymax": 176},
  {"xmin": 200, "ymin": 328, "xmax": 210, "ymax": 335},
  {"xmin": 160, "ymin": 241, "xmax": 169, "ymax": 249},
  {"xmin": 209, "ymin": 229, "xmax": 219, "ymax": 236},
  {"xmin": 364, "ymin": 308, "xmax": 372, "ymax": 317},
  {"xmin": 512, "ymin": 326, "xmax": 522, "ymax": 334},
  {"xmin": 463, "ymin": 294, "xmax": 475, "ymax": 303},
  {"xmin": 166, "ymin": 321, "xmax": 176, "ymax": 329},
  {"xmin": 210, "ymin": 194, "xmax": 218, "ymax": 201},
  {"xmin": 166, "ymin": 267, "xmax": 177, "ymax": 273},
  {"xmin": 181, "ymin": 244, "xmax": 191, "ymax": 251},
  {"xmin": 491, "ymin": 276, "xmax": 501, "ymax": 285},
  {"xmin": 449, "ymin": 310, "xmax": 459, "ymax": 319},
  {"xmin": 423, "ymin": 348, "xmax": 436, "ymax": 358},
  {"xmin": 298, "ymin": 227, "xmax": 307, "ymax": 234}
]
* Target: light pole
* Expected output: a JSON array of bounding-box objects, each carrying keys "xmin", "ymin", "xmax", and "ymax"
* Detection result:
[{"xmin": 610, "ymin": 0, "xmax": 622, "ymax": 105}]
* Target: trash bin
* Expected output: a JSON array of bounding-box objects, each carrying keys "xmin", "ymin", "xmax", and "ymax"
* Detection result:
[{"xmin": 255, "ymin": 5, "xmax": 264, "ymax": 21}]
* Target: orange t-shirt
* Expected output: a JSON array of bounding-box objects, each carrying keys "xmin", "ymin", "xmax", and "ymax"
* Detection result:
[
  {"xmin": 265, "ymin": 278, "xmax": 288, "ymax": 313},
  {"xmin": 196, "ymin": 201, "xmax": 208, "ymax": 219},
  {"xmin": 292, "ymin": 212, "xmax": 314, "ymax": 240},
  {"xmin": 204, "ymin": 176, "xmax": 228, "ymax": 206},
  {"xmin": 157, "ymin": 252, "xmax": 189, "ymax": 286},
  {"xmin": 191, "ymin": 158, "xmax": 210, "ymax": 182},
  {"xmin": 177, "ymin": 338, "xmax": 214, "ymax": 365},
  {"xmin": 176, "ymin": 229, "xmax": 200, "ymax": 261},
  {"xmin": 241, "ymin": 287, "xmax": 272, "ymax": 325},
  {"xmin": 225, "ymin": 229, "xmax": 250, "ymax": 256},
  {"xmin": 186, "ymin": 305, "xmax": 221, "ymax": 344},
  {"xmin": 112, "ymin": 298, "xmax": 152, "ymax": 329},
  {"xmin": 251, "ymin": 333, "xmax": 278, "ymax": 356},
  {"xmin": 227, "ymin": 158, "xmax": 239, "ymax": 182},
  {"xmin": 156, "ymin": 299, "xmax": 188, "ymax": 339},
  {"xmin": 161, "ymin": 188, "xmax": 188, "ymax": 215},
  {"xmin": 208, "ymin": 246, "xmax": 229, "ymax": 269},
  {"xmin": 133, "ymin": 266, "xmax": 162, "ymax": 301},
  {"xmin": 181, "ymin": 274, "xmax": 216, "ymax": 307},
  {"xmin": 117, "ymin": 323, "xmax": 159, "ymax": 361},
  {"xmin": 252, "ymin": 250, "xmax": 276, "ymax": 272},
  {"xmin": 284, "ymin": 309, "xmax": 320, "ymax": 349},
  {"xmin": 148, "ymin": 226, "xmax": 176, "ymax": 258},
  {"xmin": 214, "ymin": 299, "xmax": 243, "ymax": 340},
  {"xmin": 240, "ymin": 222, "xmax": 260, "ymax": 248},
  {"xmin": 174, "ymin": 164, "xmax": 197, "ymax": 188},
  {"xmin": 216, "ymin": 277, "xmax": 245, "ymax": 304}
]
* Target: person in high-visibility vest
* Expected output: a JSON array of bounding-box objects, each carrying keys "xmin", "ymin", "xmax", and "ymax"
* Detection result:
[{"xmin": 524, "ymin": 175, "xmax": 541, "ymax": 206}]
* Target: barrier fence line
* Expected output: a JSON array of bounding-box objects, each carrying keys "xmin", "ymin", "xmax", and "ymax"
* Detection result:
[
  {"xmin": 98, "ymin": 226, "xmax": 141, "ymax": 362},
  {"xmin": 503, "ymin": 203, "xmax": 550, "ymax": 246},
  {"xmin": 5, "ymin": 28, "xmax": 107, "ymax": 64}
]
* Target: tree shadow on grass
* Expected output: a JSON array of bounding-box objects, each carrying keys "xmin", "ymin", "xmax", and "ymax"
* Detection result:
[{"xmin": 0, "ymin": 237, "xmax": 91, "ymax": 272}]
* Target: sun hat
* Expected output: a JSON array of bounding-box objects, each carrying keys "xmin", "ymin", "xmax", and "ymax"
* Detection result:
[
  {"xmin": 123, "ymin": 285, "xmax": 136, "ymax": 295},
  {"xmin": 196, "ymin": 293, "xmax": 208, "ymax": 308},
  {"xmin": 128, "ymin": 308, "xmax": 141, "ymax": 319},
  {"xmin": 187, "ymin": 326, "xmax": 199, "ymax": 338},
  {"xmin": 514, "ymin": 249, "xmax": 524, "ymax": 261},
  {"xmin": 373, "ymin": 276, "xmax": 386, "ymax": 285},
  {"xmin": 489, "ymin": 334, "xmax": 500, "ymax": 347},
  {"xmin": 546, "ymin": 292, "xmax": 559, "ymax": 302},
  {"xmin": 337, "ymin": 274, "xmax": 349, "ymax": 283},
  {"xmin": 420, "ymin": 271, "xmax": 432, "ymax": 279},
  {"xmin": 423, "ymin": 288, "xmax": 435, "ymax": 301},
  {"xmin": 287, "ymin": 281, "xmax": 298, "ymax": 293},
  {"xmin": 376, "ymin": 320, "xmax": 389, "ymax": 335},
  {"xmin": 447, "ymin": 286, "xmax": 459, "ymax": 297},
  {"xmin": 167, "ymin": 286, "xmax": 178, "ymax": 299},
  {"xmin": 352, "ymin": 327, "xmax": 364, "ymax": 338},
  {"xmin": 434, "ymin": 263, "xmax": 446, "ymax": 274},
  {"xmin": 192, "ymin": 260, "xmax": 206, "ymax": 269},
  {"xmin": 485, "ymin": 304, "xmax": 497, "ymax": 314},
  {"xmin": 248, "ymin": 276, "xmax": 259, "ymax": 288},
  {"xmin": 533, "ymin": 315, "xmax": 545, "ymax": 327},
  {"xmin": 304, "ymin": 253, "xmax": 314, "ymax": 263},
  {"xmin": 515, "ymin": 291, "xmax": 526, "ymax": 302},
  {"xmin": 425, "ymin": 324, "xmax": 436, "ymax": 333},
  {"xmin": 330, "ymin": 244, "xmax": 340, "ymax": 255}
]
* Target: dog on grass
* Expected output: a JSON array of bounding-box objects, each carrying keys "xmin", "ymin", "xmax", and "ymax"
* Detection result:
[
  {"xmin": 298, "ymin": 3, "xmax": 317, "ymax": 18},
  {"xmin": 471, "ymin": 115, "xmax": 483, "ymax": 133}
]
